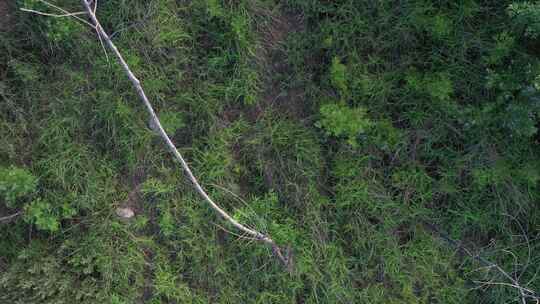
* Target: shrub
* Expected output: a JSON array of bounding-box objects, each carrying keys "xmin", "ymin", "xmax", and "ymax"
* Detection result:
[
  {"xmin": 508, "ymin": 1, "xmax": 540, "ymax": 38},
  {"xmin": 317, "ymin": 103, "xmax": 372, "ymax": 146},
  {"xmin": 25, "ymin": 199, "xmax": 59, "ymax": 232},
  {"xmin": 0, "ymin": 166, "xmax": 37, "ymax": 208}
]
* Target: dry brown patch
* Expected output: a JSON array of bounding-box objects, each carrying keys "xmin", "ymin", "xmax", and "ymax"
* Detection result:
[
  {"xmin": 0, "ymin": 1, "xmax": 14, "ymax": 32},
  {"xmin": 248, "ymin": 6, "xmax": 309, "ymax": 121}
]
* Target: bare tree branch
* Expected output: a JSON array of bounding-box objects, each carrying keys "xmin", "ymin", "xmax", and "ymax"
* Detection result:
[
  {"xmin": 78, "ymin": 0, "xmax": 290, "ymax": 267},
  {"xmin": 0, "ymin": 212, "xmax": 22, "ymax": 224},
  {"xmin": 19, "ymin": 8, "xmax": 86, "ymax": 18},
  {"xmin": 20, "ymin": 0, "xmax": 95, "ymax": 28},
  {"xmin": 424, "ymin": 222, "xmax": 539, "ymax": 303}
]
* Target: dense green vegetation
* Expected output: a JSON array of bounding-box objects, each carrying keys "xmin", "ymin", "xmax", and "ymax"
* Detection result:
[{"xmin": 1, "ymin": 0, "xmax": 539, "ymax": 303}]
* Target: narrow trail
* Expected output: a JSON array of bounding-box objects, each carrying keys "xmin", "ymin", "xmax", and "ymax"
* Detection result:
[
  {"xmin": 0, "ymin": 2, "xmax": 13, "ymax": 32},
  {"xmin": 250, "ymin": 6, "xmax": 306, "ymax": 122},
  {"xmin": 227, "ymin": 6, "xmax": 309, "ymax": 196}
]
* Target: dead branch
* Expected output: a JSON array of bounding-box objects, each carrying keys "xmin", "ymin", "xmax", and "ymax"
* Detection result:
[
  {"xmin": 23, "ymin": 0, "xmax": 95, "ymax": 28},
  {"xmin": 19, "ymin": 8, "xmax": 86, "ymax": 18},
  {"xmin": 424, "ymin": 222, "xmax": 539, "ymax": 303},
  {"xmin": 0, "ymin": 212, "xmax": 22, "ymax": 224},
  {"xmin": 76, "ymin": 0, "xmax": 290, "ymax": 267}
]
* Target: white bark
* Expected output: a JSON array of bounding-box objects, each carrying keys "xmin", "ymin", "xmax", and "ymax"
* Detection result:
[{"xmin": 80, "ymin": 0, "xmax": 289, "ymax": 266}]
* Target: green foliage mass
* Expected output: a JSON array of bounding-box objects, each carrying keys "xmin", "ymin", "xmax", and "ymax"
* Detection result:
[
  {"xmin": 1, "ymin": 0, "xmax": 540, "ymax": 303},
  {"xmin": 0, "ymin": 166, "xmax": 37, "ymax": 207},
  {"xmin": 318, "ymin": 103, "xmax": 372, "ymax": 146}
]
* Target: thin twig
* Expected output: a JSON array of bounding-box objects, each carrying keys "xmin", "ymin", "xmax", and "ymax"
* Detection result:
[
  {"xmin": 212, "ymin": 222, "xmax": 259, "ymax": 243},
  {"xmin": 503, "ymin": 213, "xmax": 532, "ymax": 282},
  {"xmin": 473, "ymin": 281, "xmax": 537, "ymax": 296},
  {"xmin": 30, "ymin": 0, "xmax": 95, "ymax": 28},
  {"xmin": 0, "ymin": 212, "xmax": 22, "ymax": 223},
  {"xmin": 210, "ymin": 183, "xmax": 248, "ymax": 205},
  {"xmin": 79, "ymin": 0, "xmax": 289, "ymax": 267},
  {"xmin": 19, "ymin": 8, "xmax": 86, "ymax": 18},
  {"xmin": 20, "ymin": 7, "xmax": 94, "ymax": 28},
  {"xmin": 210, "ymin": 183, "xmax": 266, "ymax": 231},
  {"xmin": 424, "ymin": 221, "xmax": 539, "ymax": 302}
]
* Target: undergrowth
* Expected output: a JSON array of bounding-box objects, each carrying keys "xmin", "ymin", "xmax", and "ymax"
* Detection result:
[{"xmin": 1, "ymin": 0, "xmax": 539, "ymax": 303}]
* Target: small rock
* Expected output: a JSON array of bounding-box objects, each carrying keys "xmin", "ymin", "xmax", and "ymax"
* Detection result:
[{"xmin": 116, "ymin": 207, "xmax": 135, "ymax": 219}]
